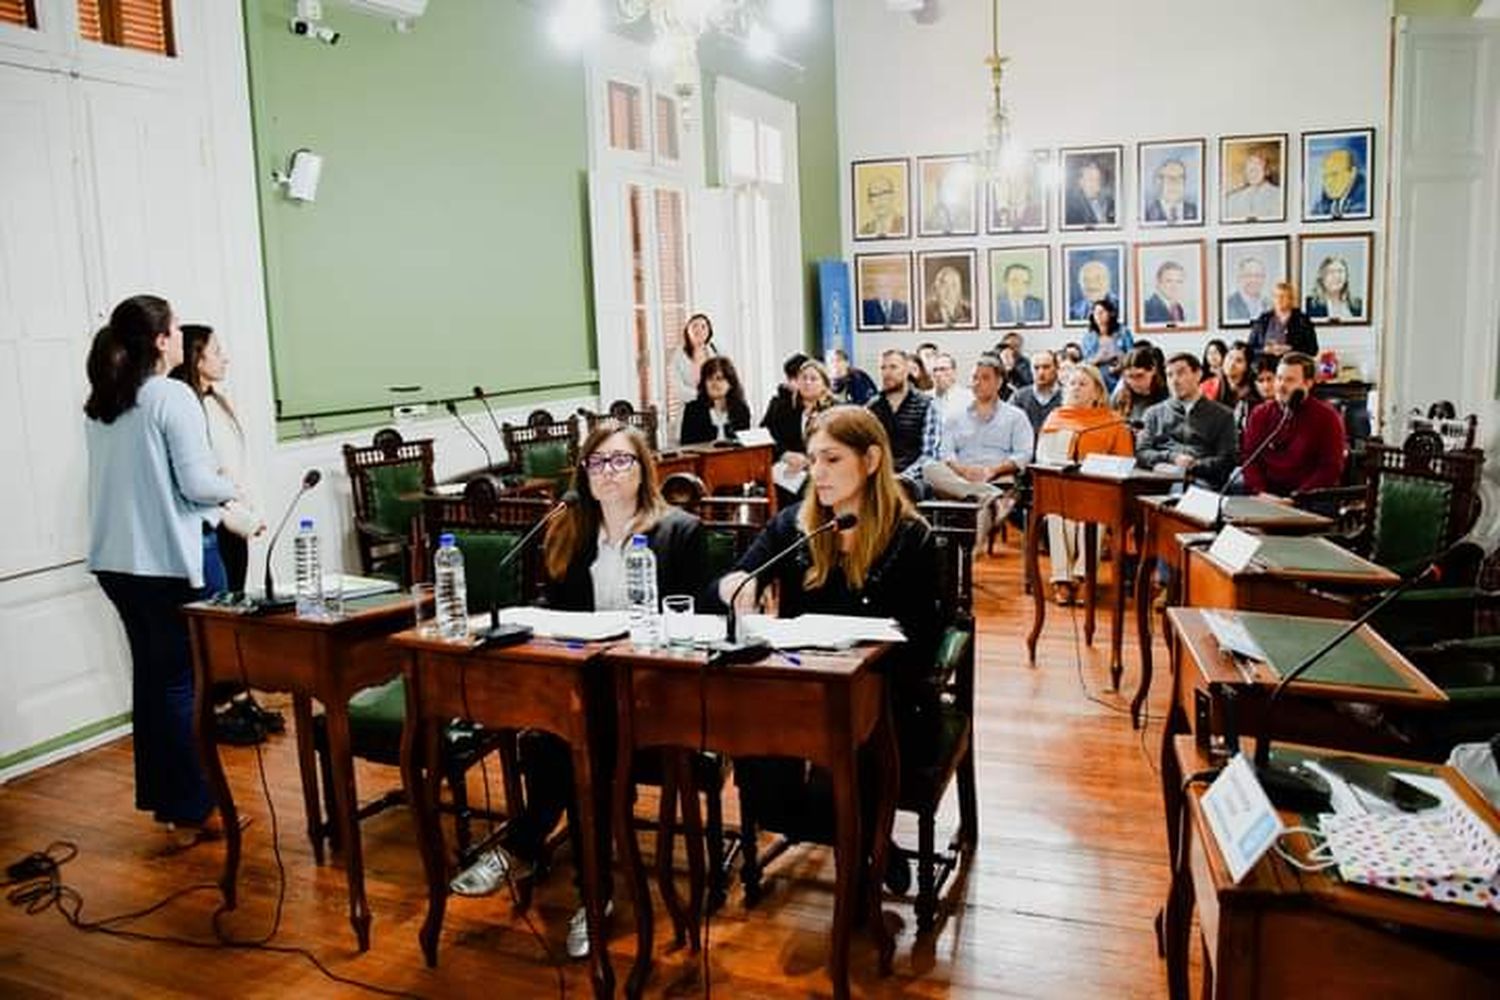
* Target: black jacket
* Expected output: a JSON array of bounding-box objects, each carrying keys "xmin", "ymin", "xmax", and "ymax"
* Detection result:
[
  {"xmin": 760, "ymin": 388, "xmax": 804, "ymax": 458},
  {"xmin": 1248, "ymin": 309, "xmax": 1319, "ymax": 358},
  {"xmin": 542, "ymin": 506, "xmax": 706, "ymax": 612},
  {"xmin": 680, "ymin": 397, "xmax": 751, "ymax": 446}
]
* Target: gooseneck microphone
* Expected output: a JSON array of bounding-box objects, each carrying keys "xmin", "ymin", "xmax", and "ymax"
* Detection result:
[
  {"xmin": 1212, "ymin": 387, "xmax": 1305, "ymax": 527},
  {"xmin": 472, "ymin": 386, "xmax": 505, "ymax": 449},
  {"xmin": 259, "ymin": 469, "xmax": 322, "ymax": 610},
  {"xmin": 477, "ymin": 490, "xmax": 579, "ymax": 648},
  {"xmin": 709, "ymin": 512, "xmax": 859, "ymax": 666},
  {"xmin": 1057, "ymin": 415, "xmax": 1142, "ymax": 471},
  {"xmin": 445, "ymin": 399, "xmax": 495, "ymax": 471}
]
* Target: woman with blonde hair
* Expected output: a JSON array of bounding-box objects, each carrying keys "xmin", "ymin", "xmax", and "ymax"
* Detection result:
[
  {"xmin": 716, "ymin": 406, "xmax": 942, "ymax": 862},
  {"xmin": 1036, "ymin": 364, "xmax": 1134, "ymax": 605}
]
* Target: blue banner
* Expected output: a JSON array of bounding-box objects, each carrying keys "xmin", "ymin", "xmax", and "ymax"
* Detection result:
[{"xmin": 817, "ymin": 258, "xmax": 852, "ymax": 361}]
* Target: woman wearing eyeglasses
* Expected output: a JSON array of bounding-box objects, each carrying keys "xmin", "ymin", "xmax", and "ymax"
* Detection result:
[{"xmin": 457, "ymin": 421, "xmax": 704, "ymax": 960}]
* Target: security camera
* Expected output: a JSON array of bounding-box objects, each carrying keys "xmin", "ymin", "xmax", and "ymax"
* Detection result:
[
  {"xmin": 313, "ymin": 24, "xmax": 339, "ymax": 43},
  {"xmin": 289, "ymin": 17, "xmax": 339, "ymax": 43},
  {"xmin": 290, "ymin": 16, "xmax": 311, "ymax": 34}
]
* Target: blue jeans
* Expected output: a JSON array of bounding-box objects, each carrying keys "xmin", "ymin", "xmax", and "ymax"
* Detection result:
[{"xmin": 202, "ymin": 527, "xmax": 228, "ymax": 596}]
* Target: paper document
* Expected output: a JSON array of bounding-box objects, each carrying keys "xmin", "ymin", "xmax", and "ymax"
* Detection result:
[
  {"xmin": 492, "ymin": 607, "xmax": 630, "ymax": 641},
  {"xmin": 249, "ymin": 573, "xmax": 399, "ymax": 602},
  {"xmin": 771, "ymin": 460, "xmax": 807, "ymax": 495},
  {"xmin": 741, "ymin": 613, "xmax": 905, "ymax": 649},
  {"xmin": 735, "ymin": 428, "xmax": 774, "ymax": 448},
  {"xmin": 1201, "ymin": 610, "xmax": 1268, "ymax": 663},
  {"xmin": 1201, "ymin": 753, "xmax": 1286, "ymax": 883}
]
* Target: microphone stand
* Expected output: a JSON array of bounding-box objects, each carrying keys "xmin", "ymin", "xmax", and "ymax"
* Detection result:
[
  {"xmin": 446, "ymin": 400, "xmax": 495, "ymax": 472},
  {"xmin": 472, "ymin": 386, "xmax": 506, "ymax": 452},
  {"xmin": 477, "ymin": 494, "xmax": 576, "ymax": 647},
  {"xmin": 259, "ymin": 470, "xmax": 321, "ymax": 611}
]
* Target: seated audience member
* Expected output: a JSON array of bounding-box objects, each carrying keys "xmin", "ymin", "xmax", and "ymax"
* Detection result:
[
  {"xmin": 1111, "ymin": 346, "xmax": 1168, "ymax": 422},
  {"xmin": 760, "ymin": 351, "xmax": 809, "ymax": 451},
  {"xmin": 1080, "ymin": 298, "xmax": 1134, "ymax": 391},
  {"xmin": 1200, "ymin": 338, "xmax": 1228, "ymax": 385},
  {"xmin": 929, "ymin": 351, "xmax": 973, "ymax": 422},
  {"xmin": 1009, "ymin": 350, "xmax": 1064, "ymax": 440},
  {"xmin": 1240, "ymin": 352, "xmax": 1345, "ymax": 497},
  {"xmin": 766, "ymin": 358, "xmax": 836, "ymax": 505},
  {"xmin": 680, "ymin": 356, "xmax": 752, "ymax": 445},
  {"xmin": 869, "ymin": 348, "xmax": 941, "ymax": 485},
  {"xmin": 487, "ymin": 421, "xmax": 705, "ymax": 958},
  {"xmin": 1204, "ymin": 341, "xmax": 1262, "ymax": 438},
  {"xmin": 713, "ymin": 406, "xmax": 941, "ymax": 849},
  {"xmin": 915, "ymin": 341, "xmax": 940, "ymax": 377},
  {"xmin": 907, "ymin": 351, "xmax": 934, "ymax": 393},
  {"xmin": 1248, "ymin": 281, "xmax": 1318, "ymax": 359},
  {"xmin": 997, "ymin": 330, "xmax": 1034, "ymax": 385},
  {"xmin": 1135, "ymin": 353, "xmax": 1238, "ymax": 488},
  {"xmin": 924, "ymin": 354, "xmax": 1034, "ymax": 540},
  {"xmin": 995, "ymin": 343, "xmax": 1027, "ymax": 399},
  {"xmin": 826, "ymin": 347, "xmax": 877, "ymax": 405},
  {"xmin": 1253, "ymin": 354, "xmax": 1277, "ymax": 402},
  {"xmin": 1037, "ymin": 365, "xmax": 1134, "ymax": 606},
  {"xmin": 1060, "ymin": 341, "xmax": 1084, "ymax": 365}
]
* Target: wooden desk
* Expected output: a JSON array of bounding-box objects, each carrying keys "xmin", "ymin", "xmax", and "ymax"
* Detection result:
[
  {"xmin": 608, "ymin": 642, "xmax": 898, "ymax": 1000},
  {"xmin": 184, "ymin": 593, "xmax": 413, "ymax": 949},
  {"xmin": 1025, "ymin": 465, "xmax": 1182, "ymax": 689},
  {"xmin": 1181, "ymin": 535, "xmax": 1397, "ymax": 619},
  {"xmin": 1164, "ymin": 737, "xmax": 1500, "ymax": 999},
  {"xmin": 654, "ymin": 441, "xmax": 776, "ymax": 509},
  {"xmin": 1131, "ymin": 497, "xmax": 1334, "ymax": 727},
  {"xmin": 393, "ymin": 630, "xmax": 615, "ymax": 1000}
]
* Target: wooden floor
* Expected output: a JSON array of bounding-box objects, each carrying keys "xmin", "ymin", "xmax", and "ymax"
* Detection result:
[{"xmin": 0, "ymin": 540, "xmax": 1180, "ymax": 998}]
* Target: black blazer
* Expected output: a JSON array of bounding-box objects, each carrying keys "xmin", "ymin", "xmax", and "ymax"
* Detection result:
[
  {"xmin": 680, "ymin": 397, "xmax": 751, "ymax": 446},
  {"xmin": 1247, "ymin": 309, "xmax": 1319, "ymax": 358},
  {"xmin": 760, "ymin": 388, "xmax": 804, "ymax": 459},
  {"xmin": 542, "ymin": 506, "xmax": 706, "ymax": 612}
]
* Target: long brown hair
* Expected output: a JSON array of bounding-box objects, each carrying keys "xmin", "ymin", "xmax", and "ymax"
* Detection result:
[
  {"xmin": 542, "ymin": 420, "xmax": 667, "ymax": 581},
  {"xmin": 84, "ymin": 295, "xmax": 173, "ymax": 424},
  {"xmin": 798, "ymin": 406, "xmax": 918, "ymax": 591},
  {"xmin": 169, "ymin": 324, "xmax": 215, "ymax": 398}
]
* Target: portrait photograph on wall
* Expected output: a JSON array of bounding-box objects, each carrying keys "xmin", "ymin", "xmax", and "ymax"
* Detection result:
[
  {"xmin": 1220, "ymin": 133, "xmax": 1287, "ymax": 224},
  {"xmin": 988, "ymin": 246, "xmax": 1051, "ymax": 329},
  {"xmin": 987, "ymin": 149, "xmax": 1050, "ymax": 234},
  {"xmin": 854, "ymin": 252, "xmax": 914, "ymax": 332},
  {"xmin": 851, "ymin": 158, "xmax": 911, "ymax": 240},
  {"xmin": 1061, "ymin": 242, "xmax": 1126, "ymax": 327},
  {"xmin": 917, "ymin": 155, "xmax": 979, "ymax": 236},
  {"xmin": 1302, "ymin": 128, "xmax": 1375, "ymax": 222},
  {"xmin": 918, "ymin": 249, "xmax": 979, "ymax": 331},
  {"xmin": 1217, "ymin": 236, "xmax": 1290, "ymax": 327},
  {"xmin": 1133, "ymin": 240, "xmax": 1207, "ymax": 333},
  {"xmin": 1059, "ymin": 145, "xmax": 1123, "ymax": 231},
  {"xmin": 1138, "ymin": 139, "xmax": 1205, "ymax": 228},
  {"xmin": 1299, "ymin": 232, "xmax": 1373, "ymax": 325}
]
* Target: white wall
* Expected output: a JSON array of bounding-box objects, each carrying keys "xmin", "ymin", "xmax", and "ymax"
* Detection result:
[{"xmin": 834, "ymin": 0, "xmax": 1392, "ymax": 380}]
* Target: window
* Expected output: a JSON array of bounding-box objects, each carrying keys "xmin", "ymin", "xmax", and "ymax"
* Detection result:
[
  {"xmin": 654, "ymin": 94, "xmax": 679, "ymax": 163},
  {"xmin": 608, "ymin": 81, "xmax": 644, "ymax": 152},
  {"xmin": 78, "ymin": 0, "xmax": 176, "ymax": 57},
  {"xmin": 0, "ymin": 0, "xmax": 36, "ymax": 28}
]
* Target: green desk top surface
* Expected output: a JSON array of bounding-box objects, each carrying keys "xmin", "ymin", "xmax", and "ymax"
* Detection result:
[
  {"xmin": 1251, "ymin": 536, "xmax": 1378, "ymax": 576},
  {"xmin": 1235, "ymin": 611, "xmax": 1413, "ymax": 692}
]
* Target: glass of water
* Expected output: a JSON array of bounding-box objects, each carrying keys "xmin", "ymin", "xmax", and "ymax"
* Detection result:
[
  {"xmin": 412, "ymin": 583, "xmax": 436, "ymax": 636},
  {"xmin": 662, "ymin": 594, "xmax": 695, "ymax": 649}
]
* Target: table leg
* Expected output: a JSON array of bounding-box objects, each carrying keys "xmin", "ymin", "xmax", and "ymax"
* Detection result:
[
  {"xmin": 1132, "ymin": 542, "xmax": 1155, "ymax": 729},
  {"xmin": 291, "ymin": 694, "xmax": 325, "ymax": 863},
  {"xmin": 1083, "ymin": 522, "xmax": 1099, "ymax": 647},
  {"xmin": 678, "ymin": 753, "xmax": 707, "ymax": 954},
  {"xmin": 1025, "ymin": 509, "xmax": 1045, "ymax": 665},
  {"xmin": 1163, "ymin": 792, "xmax": 1195, "ymax": 1000},
  {"xmin": 617, "ymin": 692, "xmax": 653, "ymax": 999},
  {"xmin": 1110, "ymin": 544, "xmax": 1129, "ymax": 692},
  {"xmin": 829, "ymin": 739, "xmax": 861, "ymax": 1000},
  {"xmin": 403, "ymin": 702, "xmax": 447, "ymax": 967},
  {"xmin": 322, "ymin": 700, "xmax": 372, "ymax": 951},
  {"xmin": 868, "ymin": 705, "xmax": 899, "ymax": 976},
  {"xmin": 569, "ymin": 737, "xmax": 616, "ymax": 1000},
  {"xmin": 189, "ymin": 623, "xmax": 238, "ymax": 910},
  {"xmin": 655, "ymin": 751, "xmax": 689, "ymax": 949}
]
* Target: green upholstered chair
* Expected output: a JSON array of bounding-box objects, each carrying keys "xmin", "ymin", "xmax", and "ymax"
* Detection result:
[
  {"xmin": 500, "ymin": 408, "xmax": 579, "ymax": 497},
  {"xmin": 579, "ymin": 399, "xmax": 661, "ymax": 454},
  {"xmin": 342, "ymin": 428, "xmax": 435, "ymax": 585}
]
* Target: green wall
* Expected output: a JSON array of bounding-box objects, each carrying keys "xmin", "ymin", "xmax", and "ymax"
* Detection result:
[
  {"xmin": 1394, "ymin": 0, "xmax": 1482, "ymax": 14},
  {"xmin": 243, "ymin": 0, "xmax": 840, "ymax": 437}
]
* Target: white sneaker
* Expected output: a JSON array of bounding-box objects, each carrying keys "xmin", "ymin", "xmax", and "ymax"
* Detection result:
[
  {"xmin": 566, "ymin": 900, "xmax": 614, "ymax": 960},
  {"xmin": 449, "ymin": 848, "xmax": 510, "ymax": 897}
]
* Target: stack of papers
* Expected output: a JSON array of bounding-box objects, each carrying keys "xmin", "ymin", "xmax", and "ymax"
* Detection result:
[
  {"xmin": 1202, "ymin": 609, "xmax": 1267, "ymax": 662},
  {"xmin": 490, "ymin": 607, "xmax": 630, "ymax": 641},
  {"xmin": 249, "ymin": 573, "xmax": 399, "ymax": 602},
  {"xmin": 742, "ymin": 613, "xmax": 905, "ymax": 650}
]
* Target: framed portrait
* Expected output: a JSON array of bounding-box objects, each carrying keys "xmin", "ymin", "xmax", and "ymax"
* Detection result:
[
  {"xmin": 987, "ymin": 149, "xmax": 1050, "ymax": 234},
  {"xmin": 1217, "ymin": 236, "xmax": 1290, "ymax": 328},
  {"xmin": 917, "ymin": 155, "xmax": 979, "ymax": 237},
  {"xmin": 917, "ymin": 249, "xmax": 979, "ymax": 331},
  {"xmin": 854, "ymin": 252, "xmax": 914, "ymax": 332},
  {"xmin": 1061, "ymin": 243, "xmax": 1127, "ymax": 328},
  {"xmin": 1133, "ymin": 240, "xmax": 1208, "ymax": 333},
  {"xmin": 1059, "ymin": 145, "xmax": 1123, "ymax": 231},
  {"xmin": 1219, "ymin": 133, "xmax": 1287, "ymax": 224},
  {"xmin": 988, "ymin": 246, "xmax": 1051, "ymax": 329},
  {"xmin": 1302, "ymin": 128, "xmax": 1375, "ymax": 222},
  {"xmin": 1298, "ymin": 232, "xmax": 1374, "ymax": 326},
  {"xmin": 1137, "ymin": 139, "xmax": 1205, "ymax": 228},
  {"xmin": 851, "ymin": 158, "xmax": 911, "ymax": 241}
]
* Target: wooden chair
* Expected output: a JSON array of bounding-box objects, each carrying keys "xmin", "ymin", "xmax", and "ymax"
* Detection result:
[
  {"xmin": 578, "ymin": 399, "xmax": 661, "ymax": 453},
  {"xmin": 500, "ymin": 408, "xmax": 580, "ymax": 496},
  {"xmin": 341, "ymin": 428, "xmax": 434, "ymax": 584}
]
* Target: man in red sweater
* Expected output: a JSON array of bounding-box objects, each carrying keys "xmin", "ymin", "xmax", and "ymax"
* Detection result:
[{"xmin": 1241, "ymin": 352, "xmax": 1345, "ymax": 495}]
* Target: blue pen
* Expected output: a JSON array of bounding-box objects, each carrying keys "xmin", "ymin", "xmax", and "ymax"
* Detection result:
[{"xmin": 778, "ymin": 651, "xmax": 802, "ymax": 666}]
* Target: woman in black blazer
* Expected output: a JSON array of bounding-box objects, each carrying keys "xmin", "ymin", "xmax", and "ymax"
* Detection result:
[
  {"xmin": 1248, "ymin": 281, "xmax": 1319, "ymax": 359},
  {"xmin": 474, "ymin": 421, "xmax": 704, "ymax": 959},
  {"xmin": 679, "ymin": 355, "xmax": 752, "ymax": 445}
]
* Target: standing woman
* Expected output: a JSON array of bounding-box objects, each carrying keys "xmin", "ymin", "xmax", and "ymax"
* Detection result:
[
  {"xmin": 1080, "ymin": 298, "xmax": 1135, "ymax": 392},
  {"xmin": 670, "ymin": 313, "xmax": 717, "ymax": 443},
  {"xmin": 85, "ymin": 295, "xmax": 239, "ymax": 848},
  {"xmin": 679, "ymin": 355, "xmax": 752, "ymax": 445},
  {"xmin": 1249, "ymin": 281, "xmax": 1319, "ymax": 358},
  {"xmin": 1036, "ymin": 364, "xmax": 1134, "ymax": 605}
]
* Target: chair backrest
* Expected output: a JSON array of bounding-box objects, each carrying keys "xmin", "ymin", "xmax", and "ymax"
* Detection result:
[
  {"xmin": 916, "ymin": 500, "xmax": 978, "ymax": 722},
  {"xmin": 1360, "ymin": 433, "xmax": 1485, "ymax": 575},
  {"xmin": 501, "ymin": 408, "xmax": 579, "ymax": 491},
  {"xmin": 342, "ymin": 430, "xmax": 436, "ymax": 577},
  {"xmin": 578, "ymin": 399, "xmax": 661, "ymax": 453},
  {"xmin": 418, "ymin": 488, "xmax": 555, "ymax": 608},
  {"xmin": 659, "ymin": 472, "xmax": 769, "ymax": 579}
]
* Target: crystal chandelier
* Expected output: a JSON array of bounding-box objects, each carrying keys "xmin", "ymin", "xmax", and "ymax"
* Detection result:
[{"xmin": 975, "ymin": 0, "xmax": 1017, "ymax": 184}]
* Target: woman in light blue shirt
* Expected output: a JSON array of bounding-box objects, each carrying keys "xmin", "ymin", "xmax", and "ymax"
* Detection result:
[{"xmin": 85, "ymin": 295, "xmax": 238, "ymax": 848}]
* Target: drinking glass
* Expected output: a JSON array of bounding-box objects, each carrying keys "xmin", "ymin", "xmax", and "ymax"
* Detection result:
[
  {"xmin": 662, "ymin": 594, "xmax": 695, "ymax": 649},
  {"xmin": 412, "ymin": 583, "xmax": 436, "ymax": 635}
]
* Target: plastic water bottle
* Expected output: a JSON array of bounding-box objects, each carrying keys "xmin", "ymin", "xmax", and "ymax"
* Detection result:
[
  {"xmin": 293, "ymin": 517, "xmax": 323, "ymax": 618},
  {"xmin": 625, "ymin": 534, "xmax": 659, "ymax": 649},
  {"xmin": 434, "ymin": 533, "xmax": 470, "ymax": 640}
]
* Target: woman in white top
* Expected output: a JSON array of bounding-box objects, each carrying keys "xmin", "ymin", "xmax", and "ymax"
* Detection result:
[
  {"xmin": 669, "ymin": 313, "xmax": 716, "ymax": 442},
  {"xmin": 85, "ymin": 295, "xmax": 238, "ymax": 847}
]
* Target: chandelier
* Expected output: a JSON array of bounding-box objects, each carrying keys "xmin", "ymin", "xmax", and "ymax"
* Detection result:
[{"xmin": 974, "ymin": 0, "xmax": 1018, "ymax": 185}]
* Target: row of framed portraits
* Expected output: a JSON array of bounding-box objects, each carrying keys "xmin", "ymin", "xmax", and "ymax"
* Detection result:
[
  {"xmin": 853, "ymin": 232, "xmax": 1375, "ymax": 335},
  {"xmin": 851, "ymin": 128, "xmax": 1375, "ymax": 240}
]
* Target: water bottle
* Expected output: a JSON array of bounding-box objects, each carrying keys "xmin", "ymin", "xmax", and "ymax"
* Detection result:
[
  {"xmin": 434, "ymin": 533, "xmax": 470, "ymax": 640},
  {"xmin": 625, "ymin": 534, "xmax": 660, "ymax": 649},
  {"xmin": 293, "ymin": 517, "xmax": 323, "ymax": 618}
]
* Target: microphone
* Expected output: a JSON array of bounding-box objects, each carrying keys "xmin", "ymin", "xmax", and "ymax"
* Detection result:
[
  {"xmin": 472, "ymin": 385, "xmax": 505, "ymax": 449},
  {"xmin": 477, "ymin": 490, "xmax": 579, "ymax": 647},
  {"xmin": 445, "ymin": 399, "xmax": 495, "ymax": 472},
  {"xmin": 1212, "ymin": 390, "xmax": 1303, "ymax": 526},
  {"xmin": 710, "ymin": 512, "xmax": 858, "ymax": 666},
  {"xmin": 259, "ymin": 469, "xmax": 322, "ymax": 610},
  {"xmin": 1056, "ymin": 416, "xmax": 1141, "ymax": 471},
  {"xmin": 1249, "ymin": 539, "xmax": 1466, "ymax": 811}
]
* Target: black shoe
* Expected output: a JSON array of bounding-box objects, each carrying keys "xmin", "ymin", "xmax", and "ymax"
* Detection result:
[
  {"xmin": 215, "ymin": 702, "xmax": 267, "ymax": 746},
  {"xmin": 244, "ymin": 698, "xmax": 285, "ymax": 734}
]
